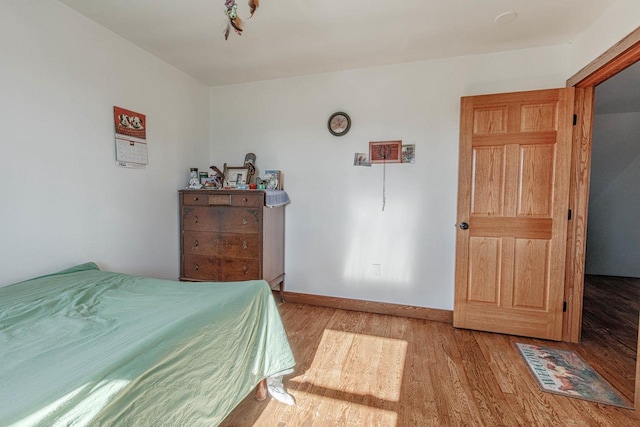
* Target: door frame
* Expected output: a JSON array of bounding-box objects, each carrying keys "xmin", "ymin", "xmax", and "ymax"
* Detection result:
[{"xmin": 563, "ymin": 25, "xmax": 640, "ymax": 409}]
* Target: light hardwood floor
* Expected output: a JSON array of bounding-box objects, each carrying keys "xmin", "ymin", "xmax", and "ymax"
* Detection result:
[{"xmin": 222, "ymin": 292, "xmax": 640, "ymax": 426}]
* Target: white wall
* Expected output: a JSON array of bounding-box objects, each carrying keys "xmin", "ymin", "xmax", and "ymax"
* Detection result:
[
  {"xmin": 585, "ymin": 112, "xmax": 640, "ymax": 277},
  {"xmin": 570, "ymin": 0, "xmax": 640, "ymax": 76},
  {"xmin": 210, "ymin": 46, "xmax": 570, "ymax": 310},
  {"xmin": 0, "ymin": 0, "xmax": 210, "ymax": 286}
]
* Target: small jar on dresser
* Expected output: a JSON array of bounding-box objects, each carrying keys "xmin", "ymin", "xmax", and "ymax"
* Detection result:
[{"xmin": 179, "ymin": 189, "xmax": 285, "ymax": 301}]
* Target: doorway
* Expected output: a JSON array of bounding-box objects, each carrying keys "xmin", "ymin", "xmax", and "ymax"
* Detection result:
[
  {"xmin": 565, "ymin": 27, "xmax": 640, "ymax": 409},
  {"xmin": 578, "ymin": 62, "xmax": 640, "ymax": 402}
]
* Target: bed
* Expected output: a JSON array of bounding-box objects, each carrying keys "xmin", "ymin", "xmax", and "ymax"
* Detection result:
[{"xmin": 0, "ymin": 262, "xmax": 295, "ymax": 426}]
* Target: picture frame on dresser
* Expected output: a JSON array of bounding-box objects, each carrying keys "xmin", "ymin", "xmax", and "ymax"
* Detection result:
[
  {"xmin": 224, "ymin": 166, "xmax": 249, "ymax": 188},
  {"xmin": 263, "ymin": 169, "xmax": 281, "ymax": 190}
]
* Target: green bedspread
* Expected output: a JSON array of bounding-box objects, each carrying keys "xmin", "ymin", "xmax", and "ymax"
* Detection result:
[{"xmin": 0, "ymin": 263, "xmax": 295, "ymax": 426}]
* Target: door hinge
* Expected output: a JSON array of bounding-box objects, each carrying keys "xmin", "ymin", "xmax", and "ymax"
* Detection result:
[
  {"xmin": 568, "ymin": 209, "xmax": 572, "ymax": 220},
  {"xmin": 563, "ymin": 301, "xmax": 567, "ymax": 312},
  {"xmin": 573, "ymin": 114, "xmax": 578, "ymax": 126}
]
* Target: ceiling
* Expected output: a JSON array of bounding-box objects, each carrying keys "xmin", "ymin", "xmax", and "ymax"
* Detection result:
[{"xmin": 57, "ymin": 0, "xmax": 616, "ymax": 87}]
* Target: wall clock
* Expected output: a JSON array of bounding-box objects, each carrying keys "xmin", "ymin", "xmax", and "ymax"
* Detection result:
[{"xmin": 328, "ymin": 112, "xmax": 351, "ymax": 136}]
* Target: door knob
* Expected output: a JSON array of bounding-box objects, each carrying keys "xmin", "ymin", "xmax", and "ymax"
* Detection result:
[{"xmin": 459, "ymin": 222, "xmax": 469, "ymax": 230}]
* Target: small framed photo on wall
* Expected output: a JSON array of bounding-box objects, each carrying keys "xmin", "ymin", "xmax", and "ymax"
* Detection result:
[
  {"xmin": 354, "ymin": 153, "xmax": 371, "ymax": 166},
  {"xmin": 402, "ymin": 144, "xmax": 415, "ymax": 163}
]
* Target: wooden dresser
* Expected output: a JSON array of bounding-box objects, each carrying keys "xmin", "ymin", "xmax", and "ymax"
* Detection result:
[{"xmin": 179, "ymin": 189, "xmax": 285, "ymax": 300}]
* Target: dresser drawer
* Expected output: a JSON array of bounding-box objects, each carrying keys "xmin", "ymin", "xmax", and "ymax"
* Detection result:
[
  {"xmin": 181, "ymin": 192, "xmax": 209, "ymax": 206},
  {"xmin": 183, "ymin": 231, "xmax": 260, "ymax": 259},
  {"xmin": 183, "ymin": 255, "xmax": 260, "ymax": 281},
  {"xmin": 206, "ymin": 193, "xmax": 262, "ymax": 207},
  {"xmin": 182, "ymin": 206, "xmax": 260, "ymax": 233},
  {"xmin": 231, "ymin": 194, "xmax": 262, "ymax": 207},
  {"xmin": 182, "ymin": 192, "xmax": 263, "ymax": 207}
]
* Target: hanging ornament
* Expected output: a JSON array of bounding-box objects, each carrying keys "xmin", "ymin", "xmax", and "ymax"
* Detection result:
[
  {"xmin": 248, "ymin": 0, "xmax": 259, "ymax": 17},
  {"xmin": 224, "ymin": 0, "xmax": 261, "ymax": 40}
]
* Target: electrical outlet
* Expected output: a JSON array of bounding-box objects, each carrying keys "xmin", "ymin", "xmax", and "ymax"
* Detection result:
[{"xmin": 372, "ymin": 264, "xmax": 381, "ymax": 276}]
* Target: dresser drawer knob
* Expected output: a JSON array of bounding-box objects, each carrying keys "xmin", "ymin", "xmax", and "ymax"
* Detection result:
[
  {"xmin": 242, "ymin": 266, "xmax": 248, "ymax": 274},
  {"xmin": 242, "ymin": 241, "xmax": 248, "ymax": 250},
  {"xmin": 194, "ymin": 216, "xmax": 199, "ymax": 224},
  {"xmin": 194, "ymin": 240, "xmax": 199, "ymax": 249},
  {"xmin": 243, "ymin": 197, "xmax": 248, "ymax": 202},
  {"xmin": 194, "ymin": 263, "xmax": 199, "ymax": 271},
  {"xmin": 193, "ymin": 197, "xmax": 199, "ymax": 201},
  {"xmin": 242, "ymin": 218, "xmax": 248, "ymax": 225}
]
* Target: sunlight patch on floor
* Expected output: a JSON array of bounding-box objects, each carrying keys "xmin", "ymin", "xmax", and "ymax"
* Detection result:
[{"xmin": 291, "ymin": 328, "xmax": 407, "ymax": 402}]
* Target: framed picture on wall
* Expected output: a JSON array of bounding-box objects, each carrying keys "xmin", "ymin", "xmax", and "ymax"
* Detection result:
[
  {"xmin": 354, "ymin": 152, "xmax": 371, "ymax": 166},
  {"xmin": 369, "ymin": 140, "xmax": 402, "ymax": 164},
  {"xmin": 402, "ymin": 144, "xmax": 415, "ymax": 163}
]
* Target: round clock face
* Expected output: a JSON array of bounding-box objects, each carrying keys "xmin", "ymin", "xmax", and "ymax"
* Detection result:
[{"xmin": 328, "ymin": 112, "xmax": 351, "ymax": 136}]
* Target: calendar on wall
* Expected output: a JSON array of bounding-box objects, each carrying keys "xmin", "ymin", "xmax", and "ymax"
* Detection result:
[
  {"xmin": 116, "ymin": 138, "xmax": 148, "ymax": 166},
  {"xmin": 114, "ymin": 106, "xmax": 148, "ymax": 168}
]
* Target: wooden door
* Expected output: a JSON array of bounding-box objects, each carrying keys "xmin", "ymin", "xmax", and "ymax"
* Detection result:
[{"xmin": 453, "ymin": 88, "xmax": 574, "ymax": 340}]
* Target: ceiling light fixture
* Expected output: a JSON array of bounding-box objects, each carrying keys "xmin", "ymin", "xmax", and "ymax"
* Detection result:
[
  {"xmin": 494, "ymin": 11, "xmax": 518, "ymax": 25},
  {"xmin": 224, "ymin": 0, "xmax": 260, "ymax": 40}
]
